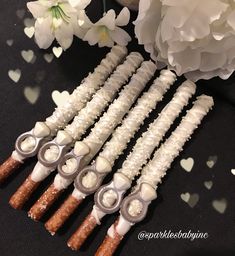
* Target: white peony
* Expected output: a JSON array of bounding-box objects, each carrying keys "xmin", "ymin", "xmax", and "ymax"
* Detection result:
[
  {"xmin": 27, "ymin": 0, "xmax": 91, "ymax": 50},
  {"xmin": 135, "ymin": 0, "xmax": 235, "ymax": 81},
  {"xmin": 78, "ymin": 7, "xmax": 131, "ymax": 47}
]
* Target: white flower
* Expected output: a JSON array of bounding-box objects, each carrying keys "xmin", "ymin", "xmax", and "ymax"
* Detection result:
[
  {"xmin": 135, "ymin": 0, "xmax": 235, "ymax": 81},
  {"xmin": 27, "ymin": 0, "xmax": 91, "ymax": 49},
  {"xmin": 78, "ymin": 7, "xmax": 131, "ymax": 47}
]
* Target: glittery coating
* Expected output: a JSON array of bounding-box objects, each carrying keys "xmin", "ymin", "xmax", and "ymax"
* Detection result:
[
  {"xmin": 64, "ymin": 52, "xmax": 143, "ymax": 140},
  {"xmin": 100, "ymin": 70, "xmax": 176, "ymax": 166},
  {"xmin": 81, "ymin": 61, "xmax": 157, "ymax": 165},
  {"xmin": 45, "ymin": 45, "xmax": 127, "ymax": 133},
  {"xmin": 118, "ymin": 80, "xmax": 196, "ymax": 180},
  {"xmin": 136, "ymin": 95, "xmax": 214, "ymax": 190}
]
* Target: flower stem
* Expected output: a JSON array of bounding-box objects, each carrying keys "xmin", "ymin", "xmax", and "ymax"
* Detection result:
[{"xmin": 102, "ymin": 0, "xmax": 106, "ymax": 14}]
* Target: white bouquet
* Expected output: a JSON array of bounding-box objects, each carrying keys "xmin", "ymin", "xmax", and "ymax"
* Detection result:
[{"xmin": 135, "ymin": 0, "xmax": 235, "ymax": 81}]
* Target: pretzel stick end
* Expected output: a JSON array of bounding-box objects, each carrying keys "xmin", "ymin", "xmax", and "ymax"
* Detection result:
[
  {"xmin": 0, "ymin": 156, "xmax": 21, "ymax": 183},
  {"xmin": 28, "ymin": 184, "xmax": 62, "ymax": 221},
  {"xmin": 45, "ymin": 194, "xmax": 82, "ymax": 235},
  {"xmin": 95, "ymin": 219, "xmax": 123, "ymax": 256},
  {"xmin": 9, "ymin": 174, "xmax": 39, "ymax": 209},
  {"xmin": 67, "ymin": 212, "xmax": 97, "ymax": 251}
]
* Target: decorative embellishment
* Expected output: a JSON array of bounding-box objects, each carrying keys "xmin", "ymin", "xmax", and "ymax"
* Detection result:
[{"xmin": 180, "ymin": 157, "xmax": 194, "ymax": 172}]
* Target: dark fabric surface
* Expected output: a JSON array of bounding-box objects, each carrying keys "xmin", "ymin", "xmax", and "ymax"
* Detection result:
[{"xmin": 0, "ymin": 1, "xmax": 235, "ymax": 256}]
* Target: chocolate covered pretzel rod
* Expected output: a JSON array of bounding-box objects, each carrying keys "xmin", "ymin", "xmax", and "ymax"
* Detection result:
[
  {"xmin": 67, "ymin": 80, "xmax": 196, "ymax": 250},
  {"xmin": 96, "ymin": 95, "xmax": 214, "ymax": 256},
  {"xmin": 28, "ymin": 61, "xmax": 157, "ymax": 221},
  {"xmin": 9, "ymin": 52, "xmax": 143, "ymax": 209},
  {"xmin": 0, "ymin": 45, "xmax": 127, "ymax": 183},
  {"xmin": 45, "ymin": 69, "xmax": 177, "ymax": 235}
]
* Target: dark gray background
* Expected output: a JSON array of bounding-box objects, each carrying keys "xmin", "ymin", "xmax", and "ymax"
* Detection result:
[{"xmin": 0, "ymin": 0, "xmax": 235, "ymax": 255}]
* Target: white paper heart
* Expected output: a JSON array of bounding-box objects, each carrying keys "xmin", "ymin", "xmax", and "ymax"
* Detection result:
[
  {"xmin": 206, "ymin": 155, "xmax": 217, "ymax": 168},
  {"xmin": 24, "ymin": 18, "xmax": 35, "ymax": 27},
  {"xmin": 52, "ymin": 47, "xmax": 63, "ymax": 58},
  {"xmin": 180, "ymin": 192, "xmax": 190, "ymax": 202},
  {"xmin": 180, "ymin": 157, "xmax": 194, "ymax": 172},
  {"xmin": 21, "ymin": 50, "xmax": 35, "ymax": 63},
  {"xmin": 187, "ymin": 193, "xmax": 199, "ymax": 208},
  {"xmin": 8, "ymin": 69, "xmax": 21, "ymax": 83},
  {"xmin": 52, "ymin": 90, "xmax": 70, "ymax": 107},
  {"xmin": 44, "ymin": 53, "xmax": 54, "ymax": 63},
  {"xmin": 231, "ymin": 169, "xmax": 235, "ymax": 175},
  {"xmin": 6, "ymin": 39, "xmax": 14, "ymax": 46},
  {"xmin": 212, "ymin": 198, "xmax": 227, "ymax": 214},
  {"xmin": 204, "ymin": 180, "xmax": 213, "ymax": 190},
  {"xmin": 181, "ymin": 192, "xmax": 199, "ymax": 208},
  {"xmin": 16, "ymin": 9, "xmax": 25, "ymax": 19},
  {"xmin": 24, "ymin": 86, "xmax": 40, "ymax": 104},
  {"xmin": 24, "ymin": 27, "xmax": 35, "ymax": 38}
]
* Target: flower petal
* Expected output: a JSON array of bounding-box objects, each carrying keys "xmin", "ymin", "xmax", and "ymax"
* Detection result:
[
  {"xmin": 83, "ymin": 27, "xmax": 100, "ymax": 45},
  {"xmin": 68, "ymin": 0, "xmax": 91, "ymax": 9},
  {"xmin": 55, "ymin": 21, "xmax": 74, "ymax": 50},
  {"xmin": 116, "ymin": 7, "xmax": 130, "ymax": 26},
  {"xmin": 109, "ymin": 27, "xmax": 131, "ymax": 46},
  {"xmin": 34, "ymin": 16, "xmax": 54, "ymax": 49},
  {"xmin": 96, "ymin": 10, "xmax": 116, "ymax": 30},
  {"xmin": 27, "ymin": 1, "xmax": 49, "ymax": 18}
]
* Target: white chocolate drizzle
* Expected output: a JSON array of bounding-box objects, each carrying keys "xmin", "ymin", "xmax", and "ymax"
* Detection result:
[
  {"xmin": 118, "ymin": 80, "xmax": 196, "ymax": 180},
  {"xmin": 100, "ymin": 69, "xmax": 176, "ymax": 166},
  {"xmin": 81, "ymin": 61, "xmax": 157, "ymax": 166},
  {"xmin": 136, "ymin": 95, "xmax": 214, "ymax": 190},
  {"xmin": 45, "ymin": 45, "xmax": 127, "ymax": 134},
  {"xmin": 64, "ymin": 52, "xmax": 143, "ymax": 141}
]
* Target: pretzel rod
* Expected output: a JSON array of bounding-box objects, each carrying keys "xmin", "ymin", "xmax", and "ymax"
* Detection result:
[
  {"xmin": 0, "ymin": 45, "xmax": 127, "ymax": 183},
  {"xmin": 67, "ymin": 212, "xmax": 97, "ymax": 250},
  {"xmin": 45, "ymin": 194, "xmax": 82, "ymax": 235},
  {"xmin": 44, "ymin": 69, "xmax": 176, "ymax": 234},
  {"xmin": 66, "ymin": 80, "xmax": 196, "ymax": 250},
  {"xmin": 28, "ymin": 61, "xmax": 157, "ymax": 221},
  {"xmin": 96, "ymin": 95, "xmax": 214, "ymax": 256},
  {"xmin": 9, "ymin": 52, "xmax": 143, "ymax": 209}
]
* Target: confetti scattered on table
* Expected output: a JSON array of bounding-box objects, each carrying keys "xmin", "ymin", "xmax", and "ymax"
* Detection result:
[
  {"xmin": 180, "ymin": 157, "xmax": 194, "ymax": 172},
  {"xmin": 6, "ymin": 39, "xmax": 14, "ymax": 46},
  {"xmin": 204, "ymin": 180, "xmax": 213, "ymax": 190},
  {"xmin": 206, "ymin": 155, "xmax": 217, "ymax": 168},
  {"xmin": 52, "ymin": 47, "xmax": 63, "ymax": 58},
  {"xmin": 16, "ymin": 9, "xmax": 25, "ymax": 19},
  {"xmin": 44, "ymin": 53, "xmax": 54, "ymax": 63},
  {"xmin": 24, "ymin": 27, "xmax": 35, "ymax": 38},
  {"xmin": 8, "ymin": 69, "xmax": 21, "ymax": 83},
  {"xmin": 24, "ymin": 86, "xmax": 40, "ymax": 104},
  {"xmin": 21, "ymin": 50, "xmax": 35, "ymax": 63},
  {"xmin": 180, "ymin": 192, "xmax": 199, "ymax": 208},
  {"xmin": 212, "ymin": 198, "xmax": 227, "ymax": 214},
  {"xmin": 231, "ymin": 169, "xmax": 235, "ymax": 176},
  {"xmin": 52, "ymin": 90, "xmax": 70, "ymax": 107}
]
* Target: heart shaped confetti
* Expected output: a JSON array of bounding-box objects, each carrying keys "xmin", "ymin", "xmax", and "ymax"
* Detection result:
[
  {"xmin": 231, "ymin": 169, "xmax": 235, "ymax": 175},
  {"xmin": 206, "ymin": 155, "xmax": 217, "ymax": 168},
  {"xmin": 180, "ymin": 157, "xmax": 194, "ymax": 172},
  {"xmin": 212, "ymin": 198, "xmax": 227, "ymax": 214},
  {"xmin": 44, "ymin": 53, "xmax": 54, "ymax": 63},
  {"xmin": 16, "ymin": 9, "xmax": 25, "ymax": 19},
  {"xmin": 24, "ymin": 18, "xmax": 35, "ymax": 27},
  {"xmin": 204, "ymin": 180, "xmax": 213, "ymax": 190},
  {"xmin": 24, "ymin": 27, "xmax": 35, "ymax": 38},
  {"xmin": 180, "ymin": 192, "xmax": 190, "ymax": 203},
  {"xmin": 6, "ymin": 39, "xmax": 14, "ymax": 46},
  {"xmin": 24, "ymin": 86, "xmax": 40, "ymax": 104},
  {"xmin": 8, "ymin": 69, "xmax": 21, "ymax": 83},
  {"xmin": 21, "ymin": 50, "xmax": 35, "ymax": 63},
  {"xmin": 181, "ymin": 192, "xmax": 199, "ymax": 208},
  {"xmin": 52, "ymin": 90, "xmax": 70, "ymax": 107},
  {"xmin": 52, "ymin": 47, "xmax": 63, "ymax": 58}
]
